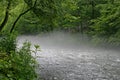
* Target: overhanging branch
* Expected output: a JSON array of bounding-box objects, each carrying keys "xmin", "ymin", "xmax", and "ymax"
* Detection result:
[{"xmin": 10, "ymin": 0, "xmax": 38, "ymax": 33}]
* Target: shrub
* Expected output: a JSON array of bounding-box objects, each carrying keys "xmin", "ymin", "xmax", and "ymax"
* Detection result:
[
  {"xmin": 0, "ymin": 34, "xmax": 38, "ymax": 80},
  {"xmin": 0, "ymin": 33, "xmax": 16, "ymax": 54}
]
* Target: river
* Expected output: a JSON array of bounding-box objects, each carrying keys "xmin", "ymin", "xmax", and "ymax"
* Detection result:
[{"xmin": 17, "ymin": 32, "xmax": 120, "ymax": 80}]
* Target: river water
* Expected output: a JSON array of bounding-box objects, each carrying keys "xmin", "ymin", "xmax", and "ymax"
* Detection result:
[{"xmin": 17, "ymin": 32, "xmax": 120, "ymax": 80}]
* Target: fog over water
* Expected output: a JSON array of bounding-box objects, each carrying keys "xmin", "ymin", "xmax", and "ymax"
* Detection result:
[{"xmin": 17, "ymin": 31, "xmax": 120, "ymax": 80}]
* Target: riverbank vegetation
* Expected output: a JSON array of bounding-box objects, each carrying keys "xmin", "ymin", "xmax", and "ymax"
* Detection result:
[
  {"xmin": 0, "ymin": 0, "xmax": 120, "ymax": 79},
  {"xmin": 0, "ymin": 33, "xmax": 38, "ymax": 80}
]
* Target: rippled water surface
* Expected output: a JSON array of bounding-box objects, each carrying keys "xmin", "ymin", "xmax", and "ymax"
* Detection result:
[{"xmin": 17, "ymin": 32, "xmax": 120, "ymax": 80}]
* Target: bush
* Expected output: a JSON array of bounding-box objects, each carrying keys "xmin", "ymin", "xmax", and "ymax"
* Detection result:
[
  {"xmin": 0, "ymin": 34, "xmax": 38, "ymax": 80},
  {"xmin": 0, "ymin": 33, "xmax": 17, "ymax": 54}
]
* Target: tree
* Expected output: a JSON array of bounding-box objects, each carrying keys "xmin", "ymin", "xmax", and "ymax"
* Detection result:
[
  {"xmin": 0, "ymin": 0, "xmax": 63, "ymax": 33},
  {"xmin": 90, "ymin": 0, "xmax": 120, "ymax": 46}
]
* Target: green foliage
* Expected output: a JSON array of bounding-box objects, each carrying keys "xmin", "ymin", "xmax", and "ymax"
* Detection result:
[
  {"xmin": 90, "ymin": 1, "xmax": 120, "ymax": 46},
  {"xmin": 0, "ymin": 0, "xmax": 120, "ymax": 46},
  {"xmin": 0, "ymin": 0, "xmax": 66, "ymax": 33},
  {"xmin": 15, "ymin": 12, "xmax": 55, "ymax": 34},
  {"xmin": 24, "ymin": 0, "xmax": 62, "ymax": 25},
  {"xmin": 0, "ymin": 33, "xmax": 17, "ymax": 54},
  {"xmin": 0, "ymin": 34, "xmax": 38, "ymax": 80}
]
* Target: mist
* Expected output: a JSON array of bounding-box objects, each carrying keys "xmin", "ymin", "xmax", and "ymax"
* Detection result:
[
  {"xmin": 18, "ymin": 31, "xmax": 92, "ymax": 49},
  {"xmin": 17, "ymin": 31, "xmax": 120, "ymax": 80}
]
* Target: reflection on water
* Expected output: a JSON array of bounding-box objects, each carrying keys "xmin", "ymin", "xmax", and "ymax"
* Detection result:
[{"xmin": 17, "ymin": 32, "xmax": 120, "ymax": 80}]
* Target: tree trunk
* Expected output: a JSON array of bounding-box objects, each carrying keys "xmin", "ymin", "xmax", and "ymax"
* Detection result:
[
  {"xmin": 0, "ymin": 1, "xmax": 11, "ymax": 32},
  {"xmin": 80, "ymin": 22, "xmax": 83, "ymax": 34},
  {"xmin": 91, "ymin": 0, "xmax": 95, "ymax": 19}
]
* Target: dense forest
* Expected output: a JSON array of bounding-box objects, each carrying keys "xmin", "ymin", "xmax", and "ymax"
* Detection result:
[
  {"xmin": 0, "ymin": 0, "xmax": 120, "ymax": 79},
  {"xmin": 0, "ymin": 0, "xmax": 120, "ymax": 45}
]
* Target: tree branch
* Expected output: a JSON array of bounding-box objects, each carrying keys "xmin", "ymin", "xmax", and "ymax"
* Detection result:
[
  {"xmin": 10, "ymin": 8, "xmax": 32, "ymax": 33},
  {"xmin": 10, "ymin": 0, "xmax": 38, "ymax": 33},
  {"xmin": 0, "ymin": 1, "xmax": 11, "ymax": 32}
]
